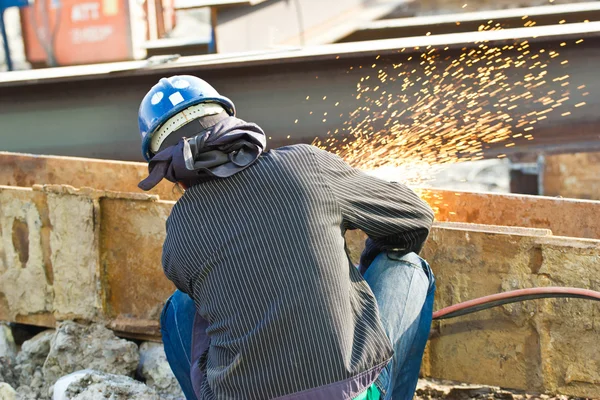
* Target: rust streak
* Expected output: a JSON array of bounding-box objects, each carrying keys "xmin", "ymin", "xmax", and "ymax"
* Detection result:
[
  {"xmin": 11, "ymin": 219, "xmax": 29, "ymax": 268},
  {"xmin": 32, "ymin": 194, "xmax": 54, "ymax": 285}
]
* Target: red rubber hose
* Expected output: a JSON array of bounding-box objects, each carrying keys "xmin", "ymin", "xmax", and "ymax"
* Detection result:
[{"xmin": 432, "ymin": 287, "xmax": 600, "ymax": 320}]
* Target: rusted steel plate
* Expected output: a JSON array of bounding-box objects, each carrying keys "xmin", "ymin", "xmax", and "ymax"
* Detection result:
[
  {"xmin": 422, "ymin": 188, "xmax": 600, "ymax": 240},
  {"xmin": 0, "ymin": 186, "xmax": 55, "ymax": 325},
  {"xmin": 0, "ymin": 184, "xmax": 176, "ymax": 335},
  {"xmin": 99, "ymin": 196, "xmax": 175, "ymax": 325},
  {"xmin": 3, "ymin": 152, "xmax": 600, "ymax": 239}
]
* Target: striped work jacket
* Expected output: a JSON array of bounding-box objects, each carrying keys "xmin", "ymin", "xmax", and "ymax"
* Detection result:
[{"xmin": 162, "ymin": 144, "xmax": 434, "ymax": 399}]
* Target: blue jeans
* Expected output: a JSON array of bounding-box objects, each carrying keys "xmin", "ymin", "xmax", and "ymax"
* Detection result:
[
  {"xmin": 367, "ymin": 252, "xmax": 436, "ymax": 400},
  {"xmin": 161, "ymin": 252, "xmax": 435, "ymax": 400}
]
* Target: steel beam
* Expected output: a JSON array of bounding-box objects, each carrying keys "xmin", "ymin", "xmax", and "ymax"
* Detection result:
[
  {"xmin": 337, "ymin": 2, "xmax": 600, "ymax": 43},
  {"xmin": 1, "ymin": 23, "xmax": 600, "ymax": 161}
]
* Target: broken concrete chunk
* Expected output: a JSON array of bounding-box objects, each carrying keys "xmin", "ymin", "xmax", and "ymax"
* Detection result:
[
  {"xmin": 42, "ymin": 322, "xmax": 139, "ymax": 385},
  {"xmin": 13, "ymin": 329, "xmax": 57, "ymax": 400},
  {"xmin": 52, "ymin": 370, "xmax": 95, "ymax": 400},
  {"xmin": 0, "ymin": 324, "xmax": 17, "ymax": 360},
  {"xmin": 53, "ymin": 370, "xmax": 160, "ymax": 400},
  {"xmin": 16, "ymin": 329, "xmax": 54, "ymax": 378},
  {"xmin": 446, "ymin": 385, "xmax": 497, "ymax": 400},
  {"xmin": 138, "ymin": 342, "xmax": 184, "ymax": 399},
  {"xmin": 0, "ymin": 382, "xmax": 17, "ymax": 400},
  {"xmin": 15, "ymin": 385, "xmax": 40, "ymax": 400},
  {"xmin": 0, "ymin": 357, "xmax": 19, "ymax": 388}
]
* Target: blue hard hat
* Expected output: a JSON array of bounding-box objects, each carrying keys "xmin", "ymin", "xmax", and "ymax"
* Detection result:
[{"xmin": 138, "ymin": 75, "xmax": 236, "ymax": 161}]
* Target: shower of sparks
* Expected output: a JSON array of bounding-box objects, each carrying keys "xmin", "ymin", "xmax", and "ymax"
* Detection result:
[{"xmin": 310, "ymin": 21, "xmax": 588, "ymax": 188}]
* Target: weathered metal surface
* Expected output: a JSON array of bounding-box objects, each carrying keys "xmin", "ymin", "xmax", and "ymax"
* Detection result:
[
  {"xmin": 0, "ymin": 151, "xmax": 177, "ymax": 201},
  {"xmin": 3, "ymin": 152, "xmax": 600, "ymax": 239},
  {"xmin": 99, "ymin": 195, "xmax": 174, "ymax": 327},
  {"xmin": 422, "ymin": 188, "xmax": 600, "ymax": 240},
  {"xmin": 337, "ymin": 2, "xmax": 600, "ymax": 43},
  {"xmin": 1, "ymin": 184, "xmax": 599, "ymax": 396},
  {"xmin": 0, "ymin": 184, "xmax": 175, "ymax": 338},
  {"xmin": 349, "ymin": 224, "xmax": 600, "ymax": 397},
  {"xmin": 419, "ymin": 225, "xmax": 600, "ymax": 398},
  {"xmin": 1, "ymin": 22, "xmax": 600, "ymax": 161},
  {"xmin": 542, "ymin": 151, "xmax": 600, "ymax": 200}
]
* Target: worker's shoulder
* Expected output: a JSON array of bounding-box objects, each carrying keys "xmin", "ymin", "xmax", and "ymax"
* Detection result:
[
  {"xmin": 270, "ymin": 143, "xmax": 316, "ymax": 154},
  {"xmin": 268, "ymin": 143, "xmax": 334, "ymax": 159},
  {"xmin": 167, "ymin": 185, "xmax": 201, "ymax": 221}
]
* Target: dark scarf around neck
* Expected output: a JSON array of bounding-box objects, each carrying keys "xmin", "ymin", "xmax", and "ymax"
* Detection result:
[{"xmin": 138, "ymin": 116, "xmax": 267, "ymax": 191}]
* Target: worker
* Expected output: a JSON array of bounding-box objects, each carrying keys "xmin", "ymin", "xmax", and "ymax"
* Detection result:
[{"xmin": 137, "ymin": 75, "xmax": 436, "ymax": 400}]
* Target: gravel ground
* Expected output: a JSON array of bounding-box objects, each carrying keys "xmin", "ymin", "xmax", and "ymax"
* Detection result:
[{"xmin": 415, "ymin": 378, "xmax": 592, "ymax": 400}]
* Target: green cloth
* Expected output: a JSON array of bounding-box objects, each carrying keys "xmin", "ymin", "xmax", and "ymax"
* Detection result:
[{"xmin": 353, "ymin": 384, "xmax": 381, "ymax": 400}]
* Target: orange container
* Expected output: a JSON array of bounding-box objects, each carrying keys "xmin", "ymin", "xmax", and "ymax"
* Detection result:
[{"xmin": 20, "ymin": 0, "xmax": 133, "ymax": 67}]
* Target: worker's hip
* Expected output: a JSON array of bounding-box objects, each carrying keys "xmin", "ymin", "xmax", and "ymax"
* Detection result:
[{"xmin": 363, "ymin": 252, "xmax": 435, "ymax": 400}]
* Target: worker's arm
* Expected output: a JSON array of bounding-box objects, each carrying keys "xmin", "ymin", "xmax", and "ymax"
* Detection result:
[
  {"xmin": 313, "ymin": 146, "xmax": 435, "ymax": 269},
  {"xmin": 162, "ymin": 215, "xmax": 193, "ymax": 296}
]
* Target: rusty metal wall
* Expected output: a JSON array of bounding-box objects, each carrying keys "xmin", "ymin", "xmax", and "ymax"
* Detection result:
[
  {"xmin": 421, "ymin": 227, "xmax": 600, "ymax": 398},
  {"xmin": 423, "ymin": 188, "xmax": 600, "ymax": 240},
  {"xmin": 0, "ymin": 183, "xmax": 599, "ymax": 396},
  {"xmin": 0, "ymin": 184, "xmax": 175, "ymax": 339}
]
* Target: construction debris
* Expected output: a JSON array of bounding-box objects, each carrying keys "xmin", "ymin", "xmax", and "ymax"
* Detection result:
[
  {"xmin": 0, "ymin": 357, "xmax": 18, "ymax": 390},
  {"xmin": 414, "ymin": 378, "xmax": 589, "ymax": 400},
  {"xmin": 0, "ymin": 321, "xmax": 182, "ymax": 399},
  {"xmin": 137, "ymin": 342, "xmax": 184, "ymax": 399},
  {"xmin": 0, "ymin": 382, "xmax": 17, "ymax": 400},
  {"xmin": 14, "ymin": 329, "xmax": 54, "ymax": 398},
  {"xmin": 53, "ymin": 370, "xmax": 161, "ymax": 400},
  {"xmin": 0, "ymin": 323, "xmax": 17, "ymax": 360},
  {"xmin": 1, "ymin": 320, "xmax": 595, "ymax": 400},
  {"xmin": 42, "ymin": 322, "xmax": 139, "ymax": 385}
]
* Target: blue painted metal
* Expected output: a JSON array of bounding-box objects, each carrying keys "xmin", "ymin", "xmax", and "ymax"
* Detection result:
[{"xmin": 0, "ymin": 0, "xmax": 28, "ymax": 8}]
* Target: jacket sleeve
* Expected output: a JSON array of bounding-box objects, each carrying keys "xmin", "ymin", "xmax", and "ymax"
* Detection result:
[
  {"xmin": 162, "ymin": 214, "xmax": 193, "ymax": 296},
  {"xmin": 313, "ymin": 146, "xmax": 435, "ymax": 268}
]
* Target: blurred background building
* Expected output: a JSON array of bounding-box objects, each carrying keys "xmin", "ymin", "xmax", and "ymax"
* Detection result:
[{"xmin": 1, "ymin": 0, "xmax": 595, "ymax": 71}]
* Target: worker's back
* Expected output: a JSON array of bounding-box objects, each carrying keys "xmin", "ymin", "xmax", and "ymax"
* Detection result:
[{"xmin": 162, "ymin": 144, "xmax": 393, "ymax": 399}]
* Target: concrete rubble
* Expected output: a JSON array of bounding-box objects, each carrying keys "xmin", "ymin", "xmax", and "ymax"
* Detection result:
[
  {"xmin": 13, "ymin": 329, "xmax": 53, "ymax": 399},
  {"xmin": 0, "ymin": 382, "xmax": 17, "ymax": 400},
  {"xmin": 53, "ymin": 370, "xmax": 161, "ymax": 400},
  {"xmin": 0, "ymin": 324, "xmax": 17, "ymax": 360},
  {"xmin": 0, "ymin": 356, "xmax": 18, "ymax": 390},
  {"xmin": 0, "ymin": 321, "xmax": 183, "ymax": 400},
  {"xmin": 414, "ymin": 379, "xmax": 589, "ymax": 400},
  {"xmin": 138, "ymin": 342, "xmax": 184, "ymax": 399},
  {"xmin": 42, "ymin": 321, "xmax": 139, "ymax": 384}
]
